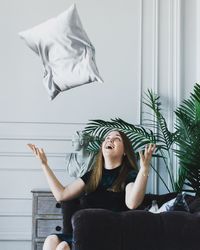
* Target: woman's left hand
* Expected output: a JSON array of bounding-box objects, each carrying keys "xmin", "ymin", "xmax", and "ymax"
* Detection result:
[{"xmin": 139, "ymin": 144, "xmax": 156, "ymax": 172}]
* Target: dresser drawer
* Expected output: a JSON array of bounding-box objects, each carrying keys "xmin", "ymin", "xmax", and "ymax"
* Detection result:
[
  {"xmin": 37, "ymin": 219, "xmax": 63, "ymax": 238},
  {"xmin": 37, "ymin": 196, "xmax": 62, "ymax": 215}
]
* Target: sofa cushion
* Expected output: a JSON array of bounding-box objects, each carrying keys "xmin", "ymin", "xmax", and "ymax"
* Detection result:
[
  {"xmin": 157, "ymin": 197, "xmax": 176, "ymax": 212},
  {"xmin": 168, "ymin": 193, "xmax": 190, "ymax": 212},
  {"xmin": 158, "ymin": 193, "xmax": 195, "ymax": 212},
  {"xmin": 189, "ymin": 197, "xmax": 200, "ymax": 213},
  {"xmin": 136, "ymin": 192, "xmax": 178, "ymax": 210}
]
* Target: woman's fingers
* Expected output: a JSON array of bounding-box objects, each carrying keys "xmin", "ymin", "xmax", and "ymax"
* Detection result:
[
  {"xmin": 27, "ymin": 144, "xmax": 36, "ymax": 154},
  {"xmin": 139, "ymin": 144, "xmax": 156, "ymax": 169},
  {"xmin": 147, "ymin": 143, "xmax": 152, "ymax": 152},
  {"xmin": 145, "ymin": 145, "xmax": 148, "ymax": 154},
  {"xmin": 152, "ymin": 144, "xmax": 156, "ymax": 152},
  {"xmin": 143, "ymin": 144, "xmax": 156, "ymax": 161},
  {"xmin": 27, "ymin": 144, "xmax": 47, "ymax": 165},
  {"xmin": 38, "ymin": 148, "xmax": 44, "ymax": 158},
  {"xmin": 139, "ymin": 151, "xmax": 144, "ymax": 160},
  {"xmin": 27, "ymin": 144, "xmax": 40, "ymax": 156},
  {"xmin": 147, "ymin": 144, "xmax": 156, "ymax": 153},
  {"xmin": 27, "ymin": 143, "xmax": 34, "ymax": 151}
]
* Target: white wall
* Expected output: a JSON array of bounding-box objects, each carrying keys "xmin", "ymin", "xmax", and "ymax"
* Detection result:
[{"xmin": 0, "ymin": 0, "xmax": 199, "ymax": 249}]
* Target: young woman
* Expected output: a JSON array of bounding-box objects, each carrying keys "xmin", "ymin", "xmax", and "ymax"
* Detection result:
[{"xmin": 28, "ymin": 130, "xmax": 156, "ymax": 250}]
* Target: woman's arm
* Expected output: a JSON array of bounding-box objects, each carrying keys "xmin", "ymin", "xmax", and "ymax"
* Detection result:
[
  {"xmin": 28, "ymin": 144, "xmax": 85, "ymax": 202},
  {"xmin": 125, "ymin": 144, "xmax": 156, "ymax": 209}
]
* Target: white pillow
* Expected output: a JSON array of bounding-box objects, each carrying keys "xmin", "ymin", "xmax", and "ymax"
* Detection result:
[
  {"xmin": 157, "ymin": 197, "xmax": 176, "ymax": 213},
  {"xmin": 19, "ymin": 4, "xmax": 103, "ymax": 100}
]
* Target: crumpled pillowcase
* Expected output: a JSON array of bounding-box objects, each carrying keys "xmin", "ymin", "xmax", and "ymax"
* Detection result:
[
  {"xmin": 158, "ymin": 193, "xmax": 190, "ymax": 213},
  {"xmin": 168, "ymin": 193, "xmax": 190, "ymax": 212},
  {"xmin": 19, "ymin": 4, "xmax": 103, "ymax": 100}
]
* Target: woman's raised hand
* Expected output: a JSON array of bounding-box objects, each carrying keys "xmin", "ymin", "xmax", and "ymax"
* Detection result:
[
  {"xmin": 139, "ymin": 144, "xmax": 156, "ymax": 171},
  {"xmin": 28, "ymin": 144, "xmax": 48, "ymax": 165}
]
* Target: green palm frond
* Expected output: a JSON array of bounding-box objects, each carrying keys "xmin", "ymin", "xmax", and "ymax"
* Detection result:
[
  {"xmin": 174, "ymin": 83, "xmax": 200, "ymax": 195},
  {"xmin": 143, "ymin": 89, "xmax": 177, "ymax": 150},
  {"xmin": 86, "ymin": 139, "xmax": 102, "ymax": 153},
  {"xmin": 111, "ymin": 118, "xmax": 157, "ymax": 150},
  {"xmin": 176, "ymin": 84, "xmax": 200, "ymax": 123},
  {"xmin": 84, "ymin": 84, "xmax": 200, "ymax": 196},
  {"xmin": 84, "ymin": 118, "xmax": 157, "ymax": 152},
  {"xmin": 176, "ymin": 131, "xmax": 200, "ymax": 187},
  {"xmin": 84, "ymin": 90, "xmax": 178, "ymax": 192}
]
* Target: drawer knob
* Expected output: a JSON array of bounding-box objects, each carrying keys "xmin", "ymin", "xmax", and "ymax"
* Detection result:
[
  {"xmin": 56, "ymin": 203, "xmax": 61, "ymax": 208},
  {"xmin": 55, "ymin": 226, "xmax": 62, "ymax": 232}
]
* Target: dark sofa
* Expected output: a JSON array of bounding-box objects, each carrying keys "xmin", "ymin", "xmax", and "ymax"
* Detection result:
[{"xmin": 61, "ymin": 193, "xmax": 200, "ymax": 250}]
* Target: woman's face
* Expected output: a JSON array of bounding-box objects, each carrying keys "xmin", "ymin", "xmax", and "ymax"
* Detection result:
[{"xmin": 102, "ymin": 131, "xmax": 125, "ymax": 159}]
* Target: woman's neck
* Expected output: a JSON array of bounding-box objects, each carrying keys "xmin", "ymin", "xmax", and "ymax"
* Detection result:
[{"xmin": 104, "ymin": 158, "xmax": 122, "ymax": 170}]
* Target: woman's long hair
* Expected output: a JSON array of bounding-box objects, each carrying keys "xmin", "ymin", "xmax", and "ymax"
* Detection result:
[{"xmin": 86, "ymin": 131, "xmax": 138, "ymax": 193}]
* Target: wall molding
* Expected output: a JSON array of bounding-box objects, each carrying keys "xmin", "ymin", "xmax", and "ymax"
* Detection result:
[
  {"xmin": 141, "ymin": 0, "xmax": 181, "ymax": 193},
  {"xmin": 0, "ymin": 197, "xmax": 32, "ymax": 200},
  {"xmin": 0, "ymin": 232, "xmax": 31, "ymax": 241},
  {"xmin": 151, "ymin": 0, "xmax": 159, "ymax": 194},
  {"xmin": 168, "ymin": 0, "xmax": 181, "ymax": 187},
  {"xmin": 0, "ymin": 137, "xmax": 71, "ymax": 141},
  {"xmin": 0, "ymin": 121, "xmax": 86, "ymax": 125},
  {"xmin": 0, "ymin": 214, "xmax": 31, "ymax": 217},
  {"xmin": 139, "ymin": 0, "xmax": 143, "ymax": 124},
  {"xmin": 196, "ymin": 0, "xmax": 200, "ymax": 82},
  {"xmin": 0, "ymin": 152, "xmax": 68, "ymax": 158}
]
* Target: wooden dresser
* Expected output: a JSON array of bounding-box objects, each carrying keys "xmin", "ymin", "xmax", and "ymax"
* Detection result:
[{"xmin": 31, "ymin": 189, "xmax": 63, "ymax": 250}]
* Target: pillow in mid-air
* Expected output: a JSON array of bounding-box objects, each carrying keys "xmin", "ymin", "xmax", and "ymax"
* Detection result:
[{"xmin": 19, "ymin": 4, "xmax": 103, "ymax": 100}]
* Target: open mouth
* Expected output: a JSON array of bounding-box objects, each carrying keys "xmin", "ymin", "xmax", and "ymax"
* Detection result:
[{"xmin": 105, "ymin": 145, "xmax": 114, "ymax": 149}]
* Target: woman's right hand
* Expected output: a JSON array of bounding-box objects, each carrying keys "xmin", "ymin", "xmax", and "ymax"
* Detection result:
[
  {"xmin": 28, "ymin": 144, "xmax": 86, "ymax": 202},
  {"xmin": 28, "ymin": 144, "xmax": 48, "ymax": 165}
]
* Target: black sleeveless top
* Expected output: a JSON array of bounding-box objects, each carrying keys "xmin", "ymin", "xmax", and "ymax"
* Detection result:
[
  {"xmin": 80, "ymin": 166, "xmax": 137, "ymax": 212},
  {"xmin": 54, "ymin": 166, "xmax": 137, "ymax": 246}
]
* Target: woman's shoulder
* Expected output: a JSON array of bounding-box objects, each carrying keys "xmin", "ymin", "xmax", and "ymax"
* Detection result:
[
  {"xmin": 80, "ymin": 170, "xmax": 92, "ymax": 184},
  {"xmin": 125, "ymin": 169, "xmax": 138, "ymax": 184}
]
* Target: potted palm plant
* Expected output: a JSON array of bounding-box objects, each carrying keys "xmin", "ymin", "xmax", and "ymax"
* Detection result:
[{"xmin": 84, "ymin": 83, "xmax": 200, "ymax": 196}]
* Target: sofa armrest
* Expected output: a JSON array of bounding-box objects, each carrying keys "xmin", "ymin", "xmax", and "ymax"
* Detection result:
[{"xmin": 61, "ymin": 198, "xmax": 81, "ymax": 235}]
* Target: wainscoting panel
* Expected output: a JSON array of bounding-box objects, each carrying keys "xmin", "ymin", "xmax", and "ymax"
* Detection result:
[
  {"xmin": 0, "ymin": 170, "xmax": 73, "ymax": 199},
  {"xmin": 0, "ymin": 122, "xmax": 85, "ymax": 139},
  {"xmin": 0, "ymin": 154, "xmax": 71, "ymax": 171},
  {"xmin": 0, "ymin": 199, "xmax": 32, "ymax": 217},
  {"xmin": 0, "ymin": 216, "xmax": 31, "ymax": 240},
  {"xmin": 0, "ymin": 241, "xmax": 31, "ymax": 250}
]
